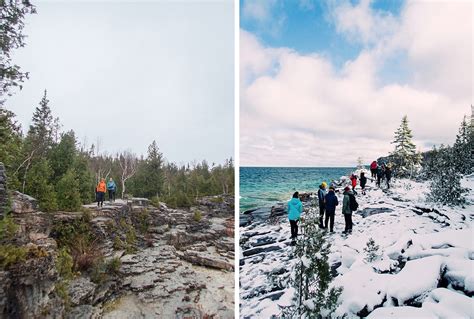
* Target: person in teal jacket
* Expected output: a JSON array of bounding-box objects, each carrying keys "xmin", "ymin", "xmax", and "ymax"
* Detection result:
[
  {"xmin": 107, "ymin": 177, "xmax": 117, "ymax": 202},
  {"xmin": 288, "ymin": 192, "xmax": 303, "ymax": 239}
]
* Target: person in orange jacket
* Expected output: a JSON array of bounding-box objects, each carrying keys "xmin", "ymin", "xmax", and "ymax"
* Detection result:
[{"xmin": 96, "ymin": 178, "xmax": 107, "ymax": 207}]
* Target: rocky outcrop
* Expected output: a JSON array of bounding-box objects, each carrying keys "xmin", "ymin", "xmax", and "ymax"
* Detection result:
[
  {"xmin": 0, "ymin": 163, "xmax": 7, "ymax": 218},
  {"xmin": 0, "ymin": 188, "xmax": 234, "ymax": 319},
  {"xmin": 0, "ymin": 245, "xmax": 63, "ymax": 318}
]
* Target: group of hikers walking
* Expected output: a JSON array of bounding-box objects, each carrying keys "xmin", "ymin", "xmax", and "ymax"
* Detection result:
[
  {"xmin": 95, "ymin": 177, "xmax": 117, "ymax": 207},
  {"xmin": 287, "ymin": 160, "xmax": 395, "ymax": 239},
  {"xmin": 370, "ymin": 160, "xmax": 392, "ymax": 189}
]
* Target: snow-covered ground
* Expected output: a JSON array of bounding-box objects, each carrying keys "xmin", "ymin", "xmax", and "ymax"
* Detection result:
[{"xmin": 239, "ymin": 173, "xmax": 474, "ymax": 318}]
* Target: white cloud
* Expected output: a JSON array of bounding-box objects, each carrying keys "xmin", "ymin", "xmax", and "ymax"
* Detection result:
[
  {"xmin": 242, "ymin": 0, "xmax": 276, "ymax": 22},
  {"xmin": 240, "ymin": 0, "xmax": 472, "ymax": 168},
  {"xmin": 394, "ymin": 0, "xmax": 473, "ymax": 100},
  {"xmin": 333, "ymin": 0, "xmax": 398, "ymax": 45},
  {"xmin": 241, "ymin": 0, "xmax": 286, "ymax": 37}
]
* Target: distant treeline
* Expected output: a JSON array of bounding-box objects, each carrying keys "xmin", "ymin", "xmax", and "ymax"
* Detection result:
[{"xmin": 0, "ymin": 91, "xmax": 234, "ymax": 211}]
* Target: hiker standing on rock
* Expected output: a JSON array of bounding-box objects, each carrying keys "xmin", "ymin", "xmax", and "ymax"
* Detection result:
[
  {"xmin": 376, "ymin": 165, "xmax": 384, "ymax": 188},
  {"xmin": 317, "ymin": 182, "xmax": 327, "ymax": 228},
  {"xmin": 370, "ymin": 160, "xmax": 378, "ymax": 179},
  {"xmin": 360, "ymin": 172, "xmax": 367, "ymax": 195},
  {"xmin": 350, "ymin": 174, "xmax": 357, "ymax": 193},
  {"xmin": 288, "ymin": 192, "xmax": 303, "ymax": 240},
  {"xmin": 385, "ymin": 164, "xmax": 392, "ymax": 189},
  {"xmin": 342, "ymin": 186, "xmax": 358, "ymax": 234},
  {"xmin": 324, "ymin": 186, "xmax": 338, "ymax": 232},
  {"xmin": 96, "ymin": 178, "xmax": 106, "ymax": 207},
  {"xmin": 107, "ymin": 177, "xmax": 117, "ymax": 202}
]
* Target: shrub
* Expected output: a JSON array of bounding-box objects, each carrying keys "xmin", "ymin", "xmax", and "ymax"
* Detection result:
[
  {"xmin": 0, "ymin": 244, "xmax": 27, "ymax": 269},
  {"xmin": 56, "ymin": 248, "xmax": 73, "ymax": 280},
  {"xmin": 193, "ymin": 210, "xmax": 202, "ymax": 222},
  {"xmin": 55, "ymin": 280, "xmax": 70, "ymax": 309},
  {"xmin": 209, "ymin": 196, "xmax": 224, "ymax": 203},
  {"xmin": 136, "ymin": 209, "xmax": 150, "ymax": 233},
  {"xmin": 0, "ymin": 213, "xmax": 18, "ymax": 241},
  {"xmin": 105, "ymin": 257, "xmax": 121, "ymax": 275},
  {"xmin": 56, "ymin": 169, "xmax": 82, "ymax": 211}
]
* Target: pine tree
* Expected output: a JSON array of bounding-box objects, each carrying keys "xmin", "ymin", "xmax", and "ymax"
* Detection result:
[
  {"xmin": 363, "ymin": 238, "xmax": 381, "ymax": 263},
  {"xmin": 357, "ymin": 157, "xmax": 364, "ymax": 170},
  {"xmin": 73, "ymin": 154, "xmax": 94, "ymax": 204},
  {"xmin": 391, "ymin": 115, "xmax": 420, "ymax": 177},
  {"xmin": 452, "ymin": 116, "xmax": 472, "ymax": 175},
  {"xmin": 428, "ymin": 146, "xmax": 467, "ymax": 206},
  {"xmin": 281, "ymin": 212, "xmax": 342, "ymax": 318},
  {"xmin": 142, "ymin": 140, "xmax": 164, "ymax": 198},
  {"xmin": 0, "ymin": 107, "xmax": 22, "ymax": 188},
  {"xmin": 56, "ymin": 169, "xmax": 82, "ymax": 211},
  {"xmin": 49, "ymin": 130, "xmax": 77, "ymax": 182},
  {"xmin": 0, "ymin": 1, "xmax": 36, "ymax": 104},
  {"xmin": 25, "ymin": 158, "xmax": 57, "ymax": 211},
  {"xmin": 26, "ymin": 90, "xmax": 55, "ymax": 155}
]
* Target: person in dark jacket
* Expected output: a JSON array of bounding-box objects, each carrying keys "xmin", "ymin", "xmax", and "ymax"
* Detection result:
[
  {"xmin": 317, "ymin": 182, "xmax": 327, "ymax": 228},
  {"xmin": 288, "ymin": 192, "xmax": 303, "ymax": 240},
  {"xmin": 385, "ymin": 165, "xmax": 392, "ymax": 189},
  {"xmin": 360, "ymin": 172, "xmax": 367, "ymax": 195},
  {"xmin": 376, "ymin": 166, "xmax": 384, "ymax": 187},
  {"xmin": 342, "ymin": 186, "xmax": 355, "ymax": 233},
  {"xmin": 324, "ymin": 186, "xmax": 338, "ymax": 232}
]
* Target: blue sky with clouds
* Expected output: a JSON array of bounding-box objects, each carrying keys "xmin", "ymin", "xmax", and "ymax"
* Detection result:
[{"xmin": 240, "ymin": 0, "xmax": 472, "ymax": 167}]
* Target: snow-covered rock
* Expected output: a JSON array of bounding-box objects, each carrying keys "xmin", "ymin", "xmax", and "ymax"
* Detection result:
[{"xmin": 240, "ymin": 176, "xmax": 473, "ymax": 318}]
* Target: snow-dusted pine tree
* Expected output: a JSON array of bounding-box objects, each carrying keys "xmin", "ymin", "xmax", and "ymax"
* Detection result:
[
  {"xmin": 363, "ymin": 238, "xmax": 381, "ymax": 263},
  {"xmin": 453, "ymin": 116, "xmax": 473, "ymax": 175},
  {"xmin": 357, "ymin": 157, "xmax": 364, "ymax": 170},
  {"xmin": 391, "ymin": 115, "xmax": 421, "ymax": 178},
  {"xmin": 281, "ymin": 212, "xmax": 342, "ymax": 318},
  {"xmin": 428, "ymin": 146, "xmax": 467, "ymax": 206}
]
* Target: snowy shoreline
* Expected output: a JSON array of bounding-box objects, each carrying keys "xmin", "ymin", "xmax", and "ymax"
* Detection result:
[{"xmin": 239, "ymin": 172, "xmax": 474, "ymax": 318}]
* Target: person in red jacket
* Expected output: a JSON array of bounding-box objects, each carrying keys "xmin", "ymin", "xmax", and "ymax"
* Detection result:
[
  {"xmin": 370, "ymin": 161, "xmax": 378, "ymax": 179},
  {"xmin": 350, "ymin": 174, "xmax": 357, "ymax": 192}
]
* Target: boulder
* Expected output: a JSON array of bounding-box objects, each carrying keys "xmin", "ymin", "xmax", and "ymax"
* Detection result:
[
  {"xmin": 68, "ymin": 277, "xmax": 97, "ymax": 306},
  {"xmin": 10, "ymin": 191, "xmax": 38, "ymax": 214}
]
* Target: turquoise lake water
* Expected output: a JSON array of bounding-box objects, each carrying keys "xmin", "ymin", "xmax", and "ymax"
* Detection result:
[{"xmin": 239, "ymin": 167, "xmax": 354, "ymax": 212}]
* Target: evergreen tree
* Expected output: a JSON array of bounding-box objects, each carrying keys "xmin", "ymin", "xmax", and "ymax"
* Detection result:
[
  {"xmin": 0, "ymin": 0, "xmax": 36, "ymax": 104},
  {"xmin": 74, "ymin": 154, "xmax": 94, "ymax": 204},
  {"xmin": 56, "ymin": 169, "xmax": 81, "ymax": 211},
  {"xmin": 26, "ymin": 90, "xmax": 57, "ymax": 157},
  {"xmin": 428, "ymin": 146, "xmax": 467, "ymax": 206},
  {"xmin": 281, "ymin": 212, "xmax": 342, "ymax": 318},
  {"xmin": 452, "ymin": 116, "xmax": 472, "ymax": 175},
  {"xmin": 142, "ymin": 140, "xmax": 164, "ymax": 198},
  {"xmin": 25, "ymin": 158, "xmax": 57, "ymax": 211},
  {"xmin": 421, "ymin": 146, "xmax": 440, "ymax": 180},
  {"xmin": 49, "ymin": 130, "xmax": 77, "ymax": 182},
  {"xmin": 364, "ymin": 238, "xmax": 381, "ymax": 263},
  {"xmin": 0, "ymin": 107, "xmax": 22, "ymax": 188},
  {"xmin": 391, "ymin": 115, "xmax": 421, "ymax": 177}
]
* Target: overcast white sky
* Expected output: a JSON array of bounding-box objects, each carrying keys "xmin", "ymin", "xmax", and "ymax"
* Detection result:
[
  {"xmin": 8, "ymin": 0, "xmax": 234, "ymax": 165},
  {"xmin": 240, "ymin": 0, "xmax": 473, "ymax": 167}
]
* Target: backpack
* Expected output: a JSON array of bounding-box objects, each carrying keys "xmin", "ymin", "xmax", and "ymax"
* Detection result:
[{"xmin": 348, "ymin": 193, "xmax": 359, "ymax": 211}]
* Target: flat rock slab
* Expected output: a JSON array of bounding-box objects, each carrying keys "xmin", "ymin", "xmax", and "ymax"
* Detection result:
[
  {"xmin": 242, "ymin": 245, "xmax": 282, "ymax": 257},
  {"xmin": 358, "ymin": 207, "xmax": 394, "ymax": 218}
]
